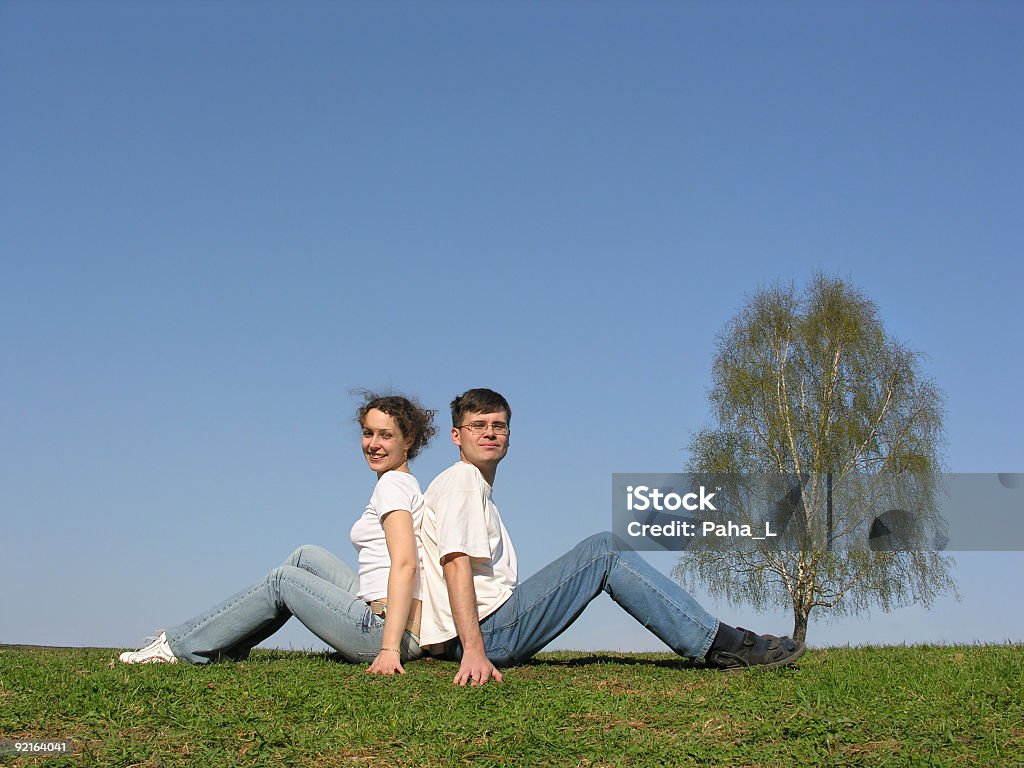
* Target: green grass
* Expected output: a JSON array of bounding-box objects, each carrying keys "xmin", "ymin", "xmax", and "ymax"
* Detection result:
[{"xmin": 1, "ymin": 645, "xmax": 1021, "ymax": 767}]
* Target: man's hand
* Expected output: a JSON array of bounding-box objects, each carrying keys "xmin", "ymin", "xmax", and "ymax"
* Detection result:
[
  {"xmin": 453, "ymin": 648, "xmax": 503, "ymax": 686},
  {"xmin": 441, "ymin": 552, "xmax": 504, "ymax": 685}
]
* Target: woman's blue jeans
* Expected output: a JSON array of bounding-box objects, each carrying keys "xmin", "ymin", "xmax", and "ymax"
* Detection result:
[
  {"xmin": 449, "ymin": 532, "xmax": 719, "ymax": 665},
  {"xmin": 165, "ymin": 544, "xmax": 422, "ymax": 664}
]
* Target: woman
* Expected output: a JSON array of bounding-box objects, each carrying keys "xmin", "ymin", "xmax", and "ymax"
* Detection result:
[{"xmin": 119, "ymin": 392, "xmax": 436, "ymax": 675}]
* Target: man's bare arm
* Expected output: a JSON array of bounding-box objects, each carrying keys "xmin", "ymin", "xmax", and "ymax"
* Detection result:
[{"xmin": 441, "ymin": 552, "xmax": 504, "ymax": 686}]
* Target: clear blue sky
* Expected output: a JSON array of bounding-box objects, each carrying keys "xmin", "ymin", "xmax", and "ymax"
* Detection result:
[{"xmin": 2, "ymin": 2, "xmax": 1022, "ymax": 652}]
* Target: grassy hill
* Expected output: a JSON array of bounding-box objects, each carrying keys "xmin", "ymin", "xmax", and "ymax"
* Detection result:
[{"xmin": 1, "ymin": 644, "xmax": 1021, "ymax": 767}]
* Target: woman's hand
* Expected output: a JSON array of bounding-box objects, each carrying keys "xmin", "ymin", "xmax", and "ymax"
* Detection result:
[{"xmin": 366, "ymin": 649, "xmax": 405, "ymax": 676}]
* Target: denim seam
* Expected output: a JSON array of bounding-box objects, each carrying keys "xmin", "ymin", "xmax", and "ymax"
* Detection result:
[
  {"xmin": 489, "ymin": 547, "xmax": 717, "ymax": 659},
  {"xmin": 484, "ymin": 550, "xmax": 608, "ymax": 634},
  {"xmin": 278, "ymin": 571, "xmax": 366, "ymax": 631},
  {"xmin": 293, "ymin": 549, "xmax": 327, "ymax": 581},
  {"xmin": 615, "ymin": 556, "xmax": 718, "ymax": 658},
  {"xmin": 168, "ymin": 581, "xmax": 267, "ymax": 646}
]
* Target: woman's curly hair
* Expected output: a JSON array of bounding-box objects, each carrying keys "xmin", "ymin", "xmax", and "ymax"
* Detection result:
[{"xmin": 354, "ymin": 390, "xmax": 436, "ymax": 460}]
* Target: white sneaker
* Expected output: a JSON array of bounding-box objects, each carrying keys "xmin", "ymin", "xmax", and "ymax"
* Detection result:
[{"xmin": 119, "ymin": 632, "xmax": 178, "ymax": 664}]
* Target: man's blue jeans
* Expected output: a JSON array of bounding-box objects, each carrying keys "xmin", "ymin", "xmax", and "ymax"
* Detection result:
[
  {"xmin": 449, "ymin": 532, "xmax": 719, "ymax": 665},
  {"xmin": 164, "ymin": 545, "xmax": 423, "ymax": 664}
]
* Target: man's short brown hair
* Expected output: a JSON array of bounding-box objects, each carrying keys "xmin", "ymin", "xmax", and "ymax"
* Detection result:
[{"xmin": 450, "ymin": 388, "xmax": 511, "ymax": 428}]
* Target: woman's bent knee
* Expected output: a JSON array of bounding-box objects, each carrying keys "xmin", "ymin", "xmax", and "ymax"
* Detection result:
[{"xmin": 284, "ymin": 544, "xmax": 326, "ymax": 567}]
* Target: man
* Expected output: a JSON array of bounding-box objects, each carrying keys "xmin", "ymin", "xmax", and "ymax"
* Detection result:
[{"xmin": 418, "ymin": 388, "xmax": 805, "ymax": 685}]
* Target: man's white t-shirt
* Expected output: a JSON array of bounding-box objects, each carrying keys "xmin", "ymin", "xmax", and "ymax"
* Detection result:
[
  {"xmin": 348, "ymin": 470, "xmax": 425, "ymax": 602},
  {"xmin": 419, "ymin": 461, "xmax": 518, "ymax": 646}
]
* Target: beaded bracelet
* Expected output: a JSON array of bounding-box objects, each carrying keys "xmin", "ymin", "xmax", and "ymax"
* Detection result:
[{"xmin": 380, "ymin": 647, "xmax": 402, "ymax": 654}]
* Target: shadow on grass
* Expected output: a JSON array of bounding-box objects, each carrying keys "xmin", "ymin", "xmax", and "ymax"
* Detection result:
[
  {"xmin": 1, "ymin": 645, "xmax": 711, "ymax": 672},
  {"xmin": 520, "ymin": 654, "xmax": 701, "ymax": 670},
  {"xmin": 315, "ymin": 649, "xmax": 702, "ymax": 670}
]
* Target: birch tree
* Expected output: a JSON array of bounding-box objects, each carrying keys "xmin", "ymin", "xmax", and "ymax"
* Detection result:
[{"xmin": 673, "ymin": 275, "xmax": 957, "ymax": 643}]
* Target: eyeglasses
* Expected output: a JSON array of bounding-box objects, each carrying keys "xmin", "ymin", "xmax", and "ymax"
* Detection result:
[{"xmin": 458, "ymin": 421, "xmax": 510, "ymax": 436}]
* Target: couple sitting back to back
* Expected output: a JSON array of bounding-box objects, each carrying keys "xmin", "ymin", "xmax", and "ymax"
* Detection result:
[{"xmin": 121, "ymin": 388, "xmax": 804, "ymax": 678}]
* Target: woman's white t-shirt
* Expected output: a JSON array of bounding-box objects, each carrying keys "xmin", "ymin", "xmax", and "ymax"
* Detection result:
[{"xmin": 349, "ymin": 470, "xmax": 425, "ymax": 601}]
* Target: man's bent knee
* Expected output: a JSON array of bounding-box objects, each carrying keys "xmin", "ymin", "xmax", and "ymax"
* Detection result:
[{"xmin": 577, "ymin": 531, "xmax": 625, "ymax": 556}]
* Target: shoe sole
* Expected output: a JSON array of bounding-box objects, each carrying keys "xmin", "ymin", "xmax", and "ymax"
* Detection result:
[{"xmin": 119, "ymin": 653, "xmax": 177, "ymax": 664}]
